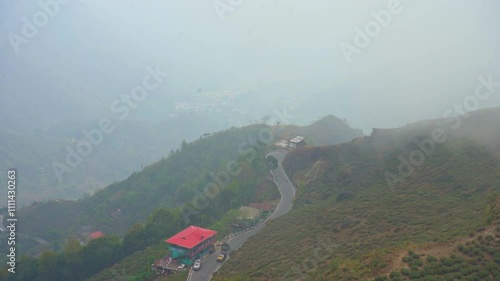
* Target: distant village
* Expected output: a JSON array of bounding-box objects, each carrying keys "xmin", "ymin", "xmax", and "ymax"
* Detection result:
[{"xmin": 171, "ymin": 91, "xmax": 243, "ymax": 116}]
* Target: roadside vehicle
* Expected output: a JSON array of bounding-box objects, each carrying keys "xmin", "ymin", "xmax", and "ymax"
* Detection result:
[
  {"xmin": 221, "ymin": 243, "xmax": 230, "ymax": 252},
  {"xmin": 193, "ymin": 259, "xmax": 201, "ymax": 271},
  {"xmin": 217, "ymin": 253, "xmax": 226, "ymax": 262}
]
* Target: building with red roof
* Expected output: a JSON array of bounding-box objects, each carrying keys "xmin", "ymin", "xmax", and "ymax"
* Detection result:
[
  {"xmin": 89, "ymin": 231, "xmax": 104, "ymax": 240},
  {"xmin": 165, "ymin": 226, "xmax": 217, "ymax": 265}
]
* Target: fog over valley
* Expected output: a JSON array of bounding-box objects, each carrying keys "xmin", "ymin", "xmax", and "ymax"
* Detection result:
[
  {"xmin": 0, "ymin": 2, "xmax": 500, "ymax": 280},
  {"xmin": 2, "ymin": 0, "xmax": 499, "ymax": 132}
]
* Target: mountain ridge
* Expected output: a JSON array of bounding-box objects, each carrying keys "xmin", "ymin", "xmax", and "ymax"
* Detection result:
[{"xmin": 214, "ymin": 107, "xmax": 500, "ymax": 280}]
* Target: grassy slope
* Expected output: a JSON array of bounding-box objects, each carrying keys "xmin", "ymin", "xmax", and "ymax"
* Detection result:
[{"xmin": 214, "ymin": 108, "xmax": 500, "ymax": 280}]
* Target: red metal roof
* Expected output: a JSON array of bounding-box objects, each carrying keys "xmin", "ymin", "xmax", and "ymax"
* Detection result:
[
  {"xmin": 89, "ymin": 231, "xmax": 104, "ymax": 239},
  {"xmin": 165, "ymin": 226, "xmax": 217, "ymax": 249}
]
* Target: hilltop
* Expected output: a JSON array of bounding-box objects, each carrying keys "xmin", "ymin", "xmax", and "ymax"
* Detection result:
[
  {"xmin": 215, "ymin": 108, "xmax": 500, "ymax": 280},
  {"xmin": 273, "ymin": 115, "xmax": 364, "ymax": 146}
]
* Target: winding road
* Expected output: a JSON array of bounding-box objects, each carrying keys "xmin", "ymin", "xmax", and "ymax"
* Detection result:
[{"xmin": 189, "ymin": 149, "xmax": 296, "ymax": 281}]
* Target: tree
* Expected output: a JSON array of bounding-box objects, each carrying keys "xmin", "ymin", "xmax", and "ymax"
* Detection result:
[
  {"xmin": 59, "ymin": 238, "xmax": 84, "ymax": 280},
  {"xmin": 266, "ymin": 155, "xmax": 278, "ymax": 170},
  {"xmin": 37, "ymin": 251, "xmax": 60, "ymax": 281},
  {"xmin": 485, "ymin": 193, "xmax": 499, "ymax": 224},
  {"xmin": 81, "ymin": 236, "xmax": 122, "ymax": 278},
  {"xmin": 143, "ymin": 208, "xmax": 186, "ymax": 245},
  {"xmin": 122, "ymin": 224, "xmax": 146, "ymax": 256},
  {"xmin": 9, "ymin": 256, "xmax": 37, "ymax": 281},
  {"xmin": 181, "ymin": 139, "xmax": 188, "ymax": 151},
  {"xmin": 63, "ymin": 238, "xmax": 83, "ymax": 255}
]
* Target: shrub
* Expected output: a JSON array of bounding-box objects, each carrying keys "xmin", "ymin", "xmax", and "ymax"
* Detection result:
[
  {"xmin": 401, "ymin": 268, "xmax": 410, "ymax": 276},
  {"xmin": 426, "ymin": 256, "xmax": 438, "ymax": 263},
  {"xmin": 409, "ymin": 270, "xmax": 420, "ymax": 279}
]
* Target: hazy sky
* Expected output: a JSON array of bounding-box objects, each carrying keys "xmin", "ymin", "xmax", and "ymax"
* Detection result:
[{"xmin": 1, "ymin": 0, "xmax": 499, "ymax": 133}]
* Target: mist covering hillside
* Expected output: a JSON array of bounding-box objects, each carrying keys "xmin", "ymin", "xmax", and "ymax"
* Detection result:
[
  {"xmin": 1, "ymin": 1, "xmax": 500, "ymax": 206},
  {"xmin": 1, "ymin": 1, "xmax": 500, "ymax": 281},
  {"xmin": 215, "ymin": 108, "xmax": 500, "ymax": 280}
]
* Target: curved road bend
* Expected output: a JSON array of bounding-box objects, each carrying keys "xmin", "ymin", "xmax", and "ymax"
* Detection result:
[{"xmin": 189, "ymin": 149, "xmax": 296, "ymax": 281}]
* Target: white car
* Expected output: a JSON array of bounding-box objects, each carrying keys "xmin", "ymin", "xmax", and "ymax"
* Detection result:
[{"xmin": 193, "ymin": 259, "xmax": 201, "ymax": 271}]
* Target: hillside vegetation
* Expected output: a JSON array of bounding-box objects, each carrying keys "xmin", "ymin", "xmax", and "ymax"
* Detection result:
[
  {"xmin": 13, "ymin": 116, "xmax": 362, "ymax": 248},
  {"xmin": 0, "ymin": 115, "xmax": 363, "ymax": 280},
  {"xmin": 215, "ymin": 108, "xmax": 500, "ymax": 280},
  {"xmin": 374, "ymin": 222, "xmax": 500, "ymax": 281},
  {"xmin": 1, "ymin": 123, "xmax": 277, "ymax": 281},
  {"xmin": 0, "ymin": 115, "xmax": 249, "ymax": 208},
  {"xmin": 12, "ymin": 124, "xmax": 274, "ymax": 253}
]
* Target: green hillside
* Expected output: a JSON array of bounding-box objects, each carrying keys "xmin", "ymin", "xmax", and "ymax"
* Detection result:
[
  {"xmin": 0, "ymin": 115, "xmax": 249, "ymax": 208},
  {"xmin": 0, "ymin": 115, "xmax": 363, "ymax": 280},
  {"xmin": 214, "ymin": 108, "xmax": 500, "ymax": 280},
  {"xmin": 1, "ymin": 123, "xmax": 278, "ymax": 281},
  {"xmin": 13, "ymin": 124, "xmax": 275, "ymax": 252}
]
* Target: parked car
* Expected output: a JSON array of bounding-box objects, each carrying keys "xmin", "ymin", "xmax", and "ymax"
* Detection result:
[
  {"xmin": 193, "ymin": 259, "xmax": 201, "ymax": 271},
  {"xmin": 221, "ymin": 243, "xmax": 230, "ymax": 251},
  {"xmin": 217, "ymin": 253, "xmax": 226, "ymax": 262}
]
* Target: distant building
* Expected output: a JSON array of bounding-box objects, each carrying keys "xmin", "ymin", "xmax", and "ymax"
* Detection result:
[
  {"xmin": 249, "ymin": 202, "xmax": 273, "ymax": 213},
  {"xmin": 288, "ymin": 136, "xmax": 306, "ymax": 148},
  {"xmin": 111, "ymin": 208, "xmax": 123, "ymax": 217},
  {"xmin": 236, "ymin": 206, "xmax": 262, "ymax": 228},
  {"xmin": 89, "ymin": 231, "xmax": 104, "ymax": 240},
  {"xmin": 165, "ymin": 226, "xmax": 217, "ymax": 266},
  {"xmin": 273, "ymin": 140, "xmax": 289, "ymax": 148}
]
